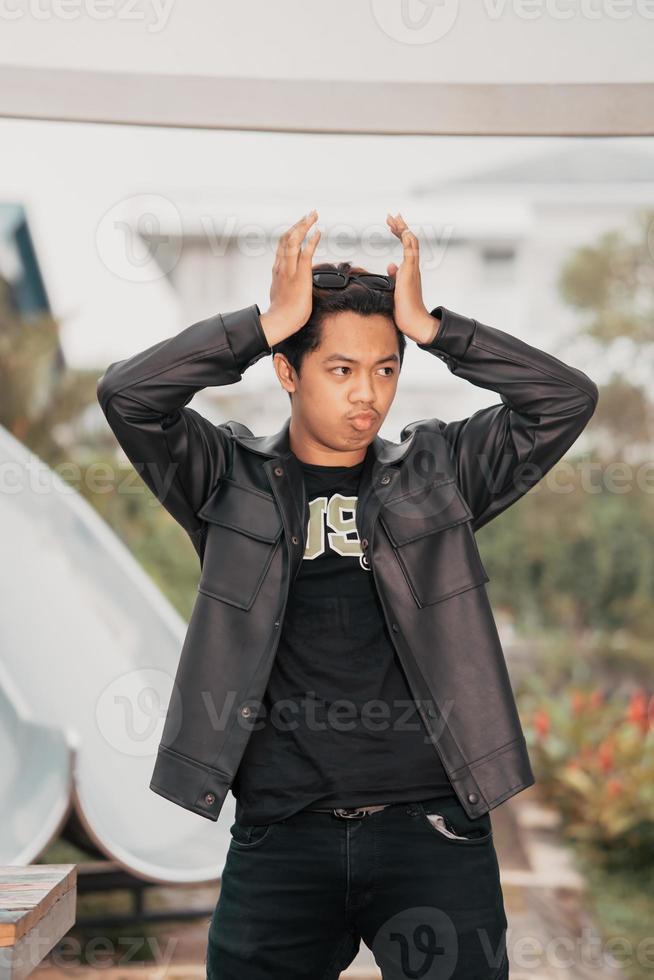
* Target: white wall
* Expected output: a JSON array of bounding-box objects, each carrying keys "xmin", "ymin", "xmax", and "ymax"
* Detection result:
[{"xmin": 0, "ymin": 0, "xmax": 652, "ymax": 83}]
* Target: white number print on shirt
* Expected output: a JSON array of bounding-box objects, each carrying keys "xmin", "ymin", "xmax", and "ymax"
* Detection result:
[{"xmin": 304, "ymin": 494, "xmax": 370, "ymax": 571}]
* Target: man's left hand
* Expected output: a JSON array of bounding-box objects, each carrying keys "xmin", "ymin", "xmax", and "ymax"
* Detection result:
[{"xmin": 386, "ymin": 212, "xmax": 440, "ymax": 345}]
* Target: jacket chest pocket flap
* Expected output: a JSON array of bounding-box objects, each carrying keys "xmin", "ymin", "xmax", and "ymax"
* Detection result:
[
  {"xmin": 379, "ymin": 478, "xmax": 489, "ymax": 608},
  {"xmin": 196, "ymin": 480, "xmax": 283, "ymax": 610}
]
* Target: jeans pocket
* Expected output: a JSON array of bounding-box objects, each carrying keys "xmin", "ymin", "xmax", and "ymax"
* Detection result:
[
  {"xmin": 229, "ymin": 820, "xmax": 275, "ymax": 848},
  {"xmin": 418, "ymin": 804, "xmax": 493, "ymax": 845}
]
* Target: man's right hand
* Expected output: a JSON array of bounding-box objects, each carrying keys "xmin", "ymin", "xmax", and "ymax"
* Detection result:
[{"xmin": 259, "ymin": 211, "xmax": 321, "ymax": 347}]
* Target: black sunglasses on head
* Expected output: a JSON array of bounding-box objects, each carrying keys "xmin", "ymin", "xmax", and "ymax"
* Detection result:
[{"xmin": 312, "ymin": 271, "xmax": 395, "ymax": 291}]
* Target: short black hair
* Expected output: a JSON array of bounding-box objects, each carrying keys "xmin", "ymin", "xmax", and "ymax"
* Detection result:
[{"xmin": 271, "ymin": 261, "xmax": 406, "ymax": 400}]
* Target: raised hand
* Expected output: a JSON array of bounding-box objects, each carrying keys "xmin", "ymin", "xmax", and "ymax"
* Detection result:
[
  {"xmin": 259, "ymin": 211, "xmax": 321, "ymax": 347},
  {"xmin": 386, "ymin": 213, "xmax": 439, "ymax": 345}
]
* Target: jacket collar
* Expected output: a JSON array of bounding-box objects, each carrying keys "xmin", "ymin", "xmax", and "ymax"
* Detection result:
[{"xmin": 228, "ymin": 415, "xmax": 416, "ymax": 466}]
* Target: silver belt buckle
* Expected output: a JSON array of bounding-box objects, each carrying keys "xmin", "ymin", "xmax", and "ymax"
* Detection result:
[{"xmin": 333, "ymin": 807, "xmax": 368, "ymax": 819}]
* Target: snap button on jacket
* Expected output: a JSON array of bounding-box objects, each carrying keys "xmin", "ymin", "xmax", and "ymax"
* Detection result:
[{"xmin": 97, "ymin": 302, "xmax": 598, "ymax": 821}]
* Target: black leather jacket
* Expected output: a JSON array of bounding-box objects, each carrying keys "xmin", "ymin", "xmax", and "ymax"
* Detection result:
[{"xmin": 97, "ymin": 303, "xmax": 598, "ymax": 822}]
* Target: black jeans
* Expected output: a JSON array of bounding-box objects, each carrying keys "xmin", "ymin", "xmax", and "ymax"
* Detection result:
[{"xmin": 206, "ymin": 794, "xmax": 509, "ymax": 979}]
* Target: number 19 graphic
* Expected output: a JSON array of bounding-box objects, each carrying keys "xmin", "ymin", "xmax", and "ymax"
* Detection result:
[{"xmin": 304, "ymin": 494, "xmax": 370, "ymax": 571}]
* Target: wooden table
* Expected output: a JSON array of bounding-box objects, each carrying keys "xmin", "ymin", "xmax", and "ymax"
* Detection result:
[{"xmin": 0, "ymin": 867, "xmax": 77, "ymax": 980}]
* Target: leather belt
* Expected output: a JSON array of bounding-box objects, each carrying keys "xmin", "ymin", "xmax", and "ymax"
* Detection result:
[{"xmin": 305, "ymin": 804, "xmax": 390, "ymax": 819}]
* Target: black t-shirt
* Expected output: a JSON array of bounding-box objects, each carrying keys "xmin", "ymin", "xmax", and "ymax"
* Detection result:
[{"xmin": 231, "ymin": 449, "xmax": 457, "ymax": 824}]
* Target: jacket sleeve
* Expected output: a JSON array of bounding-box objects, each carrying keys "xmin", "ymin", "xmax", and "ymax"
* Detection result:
[
  {"xmin": 404, "ymin": 305, "xmax": 599, "ymax": 532},
  {"xmin": 96, "ymin": 303, "xmax": 271, "ymax": 539}
]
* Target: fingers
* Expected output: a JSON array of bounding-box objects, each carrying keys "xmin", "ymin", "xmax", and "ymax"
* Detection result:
[
  {"xmin": 386, "ymin": 212, "xmax": 419, "ymax": 265},
  {"xmin": 300, "ymin": 226, "xmax": 321, "ymax": 265},
  {"xmin": 277, "ymin": 210, "xmax": 319, "ymax": 269}
]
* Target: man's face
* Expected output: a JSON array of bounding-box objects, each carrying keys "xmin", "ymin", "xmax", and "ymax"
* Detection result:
[{"xmin": 284, "ymin": 310, "xmax": 401, "ymax": 451}]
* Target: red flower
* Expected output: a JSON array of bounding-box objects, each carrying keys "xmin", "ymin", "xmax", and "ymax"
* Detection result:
[
  {"xmin": 597, "ymin": 738, "xmax": 614, "ymax": 773},
  {"xmin": 627, "ymin": 689, "xmax": 649, "ymax": 734},
  {"xmin": 534, "ymin": 708, "xmax": 550, "ymax": 739},
  {"xmin": 606, "ymin": 778, "xmax": 623, "ymax": 798}
]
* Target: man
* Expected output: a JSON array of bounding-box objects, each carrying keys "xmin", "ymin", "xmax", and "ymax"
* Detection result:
[{"xmin": 97, "ymin": 210, "xmax": 598, "ymax": 979}]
